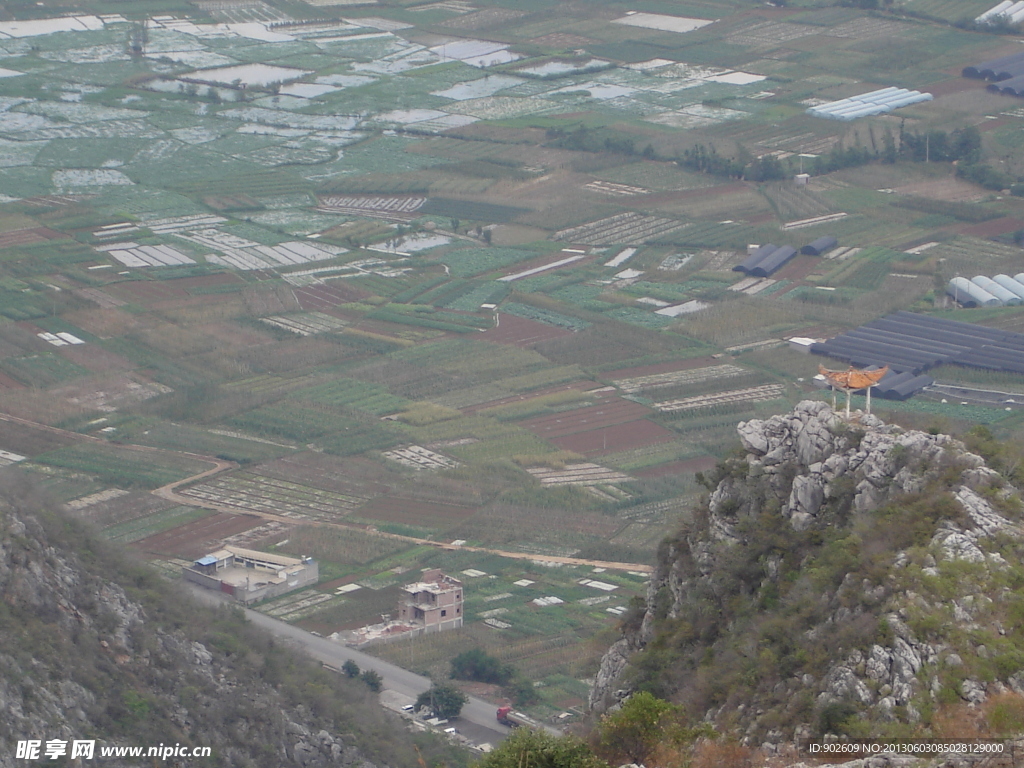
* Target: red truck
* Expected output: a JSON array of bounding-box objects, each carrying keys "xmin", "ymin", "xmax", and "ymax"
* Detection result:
[{"xmin": 496, "ymin": 707, "xmax": 538, "ymax": 728}]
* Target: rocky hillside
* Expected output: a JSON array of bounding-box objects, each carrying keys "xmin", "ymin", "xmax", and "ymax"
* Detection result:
[
  {"xmin": 0, "ymin": 472, "xmax": 460, "ymax": 768},
  {"xmin": 592, "ymin": 401, "xmax": 1024, "ymax": 745}
]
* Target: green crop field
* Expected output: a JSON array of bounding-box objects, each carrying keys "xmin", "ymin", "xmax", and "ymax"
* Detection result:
[
  {"xmin": 31, "ymin": 445, "xmax": 210, "ymax": 490},
  {"xmin": 101, "ymin": 506, "xmax": 212, "ymax": 544},
  {"xmin": 8, "ymin": 0, "xmax": 1024, "ymax": 729}
]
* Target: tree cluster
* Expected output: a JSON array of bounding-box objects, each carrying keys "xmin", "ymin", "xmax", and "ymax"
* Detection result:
[{"xmin": 450, "ymin": 649, "xmax": 540, "ymax": 707}]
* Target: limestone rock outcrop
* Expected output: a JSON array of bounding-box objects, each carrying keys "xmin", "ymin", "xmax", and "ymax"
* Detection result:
[{"xmin": 591, "ymin": 401, "xmax": 1024, "ymax": 748}]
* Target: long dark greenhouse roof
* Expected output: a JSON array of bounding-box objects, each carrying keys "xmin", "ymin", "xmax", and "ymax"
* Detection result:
[{"xmin": 811, "ymin": 310, "xmax": 1024, "ymax": 374}]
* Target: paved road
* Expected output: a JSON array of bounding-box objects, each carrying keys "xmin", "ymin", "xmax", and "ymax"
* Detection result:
[{"xmin": 183, "ymin": 584, "xmax": 530, "ymax": 746}]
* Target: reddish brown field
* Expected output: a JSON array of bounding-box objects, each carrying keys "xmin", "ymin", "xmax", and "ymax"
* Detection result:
[
  {"xmin": 959, "ymin": 218, "xmax": 1024, "ymax": 238},
  {"xmin": 355, "ymin": 496, "xmax": 477, "ymax": 527},
  {"xmin": 176, "ymin": 273, "xmax": 245, "ymax": 292},
  {"xmin": 928, "ymin": 78, "xmax": 981, "ymax": 97},
  {"xmin": 478, "ymin": 314, "xmax": 574, "ymax": 346},
  {"xmin": 0, "ymin": 418, "xmax": 77, "ymax": 455},
  {"xmin": 549, "ymin": 419, "xmax": 676, "ymax": 456},
  {"xmin": 294, "ymin": 281, "xmax": 370, "ymax": 310},
  {"xmin": 56, "ymin": 344, "xmax": 135, "ymax": 373},
  {"xmin": 521, "ymin": 397, "xmax": 653, "ymax": 439},
  {"xmin": 635, "ymin": 456, "xmax": 717, "ymax": 478},
  {"xmin": 0, "ymin": 227, "xmax": 67, "ymax": 248},
  {"xmin": 773, "ymin": 254, "xmax": 821, "ymax": 282},
  {"xmin": 106, "ymin": 281, "xmax": 191, "ymax": 302},
  {"xmin": 132, "ymin": 513, "xmax": 263, "ymax": 559},
  {"xmin": 0, "ymin": 371, "xmax": 25, "ymax": 390},
  {"xmin": 63, "ymin": 308, "xmax": 137, "ymax": 337},
  {"xmin": 194, "ymin": 321, "xmax": 275, "ymax": 348}
]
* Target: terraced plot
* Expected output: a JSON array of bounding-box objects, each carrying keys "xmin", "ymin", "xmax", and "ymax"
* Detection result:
[
  {"xmin": 612, "ymin": 364, "xmax": 748, "ymax": 394},
  {"xmin": 525, "ymin": 463, "xmax": 633, "ymax": 486},
  {"xmin": 179, "ymin": 472, "xmax": 374, "ymax": 523},
  {"xmin": 521, "ymin": 398, "xmax": 653, "ymax": 439},
  {"xmin": 654, "ymin": 383, "xmax": 788, "ymax": 412},
  {"xmin": 554, "ymin": 213, "xmax": 687, "ymax": 245},
  {"xmin": 131, "ymin": 512, "xmax": 265, "ymax": 559}
]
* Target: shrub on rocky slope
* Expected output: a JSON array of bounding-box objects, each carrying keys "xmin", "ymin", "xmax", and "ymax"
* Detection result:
[
  {"xmin": 0, "ymin": 471, "xmax": 465, "ymax": 768},
  {"xmin": 591, "ymin": 401, "xmax": 1024, "ymax": 749}
]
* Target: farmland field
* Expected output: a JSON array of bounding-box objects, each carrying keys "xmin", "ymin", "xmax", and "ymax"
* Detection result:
[
  {"xmin": 6, "ymin": 0, "xmax": 1024, "ymax": 730},
  {"xmin": 30, "ymin": 444, "xmax": 211, "ymax": 489}
]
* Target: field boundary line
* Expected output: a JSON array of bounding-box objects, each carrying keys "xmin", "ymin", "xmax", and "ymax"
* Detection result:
[{"xmin": 152, "ymin": 475, "xmax": 652, "ymax": 572}]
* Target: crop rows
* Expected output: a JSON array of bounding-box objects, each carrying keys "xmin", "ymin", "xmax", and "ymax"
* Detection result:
[
  {"xmin": 554, "ymin": 212, "xmax": 686, "ymax": 245},
  {"xmin": 525, "ymin": 462, "xmax": 633, "ymax": 486},
  {"xmin": 612, "ymin": 364, "xmax": 748, "ymax": 394},
  {"xmin": 501, "ymin": 302, "xmax": 590, "ymax": 331},
  {"xmin": 654, "ymin": 383, "xmax": 787, "ymax": 412},
  {"xmin": 228, "ymin": 403, "xmax": 366, "ymax": 442},
  {"xmin": 653, "ymin": 221, "xmax": 769, "ymax": 248},
  {"xmin": 316, "ymin": 194, "xmax": 426, "ymax": 217},
  {"xmin": 101, "ymin": 507, "xmax": 210, "ymax": 544},
  {"xmin": 289, "ymin": 378, "xmax": 411, "ymax": 416},
  {"xmin": 180, "ymin": 473, "xmax": 371, "ymax": 523},
  {"xmin": 32, "ymin": 445, "xmax": 208, "ymax": 490},
  {"xmin": 381, "ymin": 445, "xmax": 460, "ymax": 471},
  {"xmin": 260, "ymin": 312, "xmax": 348, "ymax": 336}
]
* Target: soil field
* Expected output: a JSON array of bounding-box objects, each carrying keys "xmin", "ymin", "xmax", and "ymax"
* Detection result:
[
  {"xmin": 62, "ymin": 308, "xmax": 137, "ymax": 338},
  {"xmin": 181, "ymin": 472, "xmax": 375, "ymax": 524},
  {"xmin": 0, "ymin": 227, "xmax": 68, "ymax": 249},
  {"xmin": 193, "ymin": 321, "xmax": 275, "ymax": 348},
  {"xmin": 959, "ymin": 217, "xmax": 1024, "ymax": 238},
  {"xmin": 131, "ymin": 512, "xmax": 263, "ymax": 559},
  {"xmin": 451, "ymin": 502, "xmax": 623, "ymax": 542},
  {"xmin": 105, "ymin": 281, "xmax": 191, "ymax": 302},
  {"xmin": 0, "ymin": 418, "xmax": 78, "ymax": 456},
  {"xmin": 892, "ymin": 178, "xmax": 988, "ymax": 203},
  {"xmin": 635, "ymin": 456, "xmax": 717, "ymax": 478},
  {"xmin": 477, "ymin": 314, "xmax": 575, "ymax": 346},
  {"xmin": 549, "ymin": 418, "xmax": 676, "ymax": 456},
  {"xmin": 293, "ymin": 282, "xmax": 370, "ymax": 311},
  {"xmin": 602, "ymin": 356, "xmax": 722, "ymax": 380},
  {"xmin": 168, "ymin": 273, "xmax": 245, "ymax": 292},
  {"xmin": 633, "ymin": 183, "xmax": 749, "ymax": 209},
  {"xmin": 354, "ymin": 496, "xmax": 477, "ymax": 527},
  {"xmin": 253, "ymin": 454, "xmax": 393, "ymax": 497},
  {"xmin": 70, "ymin": 490, "xmax": 177, "ymax": 528},
  {"xmin": 771, "ymin": 254, "xmax": 821, "ymax": 282},
  {"xmin": 926, "ymin": 78, "xmax": 980, "ymax": 97},
  {"xmin": 521, "ymin": 397, "xmax": 653, "ymax": 439},
  {"xmin": 0, "ymin": 371, "xmax": 25, "ymax": 389},
  {"xmin": 56, "ymin": 344, "xmax": 136, "ymax": 374}
]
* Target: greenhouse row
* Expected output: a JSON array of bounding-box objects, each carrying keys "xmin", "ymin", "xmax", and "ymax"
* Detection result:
[
  {"xmin": 805, "ymin": 88, "xmax": 932, "ymax": 121},
  {"xmin": 812, "ymin": 311, "xmax": 1024, "ymax": 375},
  {"xmin": 962, "ymin": 49, "xmax": 1024, "ymax": 81},
  {"xmin": 947, "ymin": 274, "xmax": 1024, "ymax": 307},
  {"xmin": 733, "ymin": 236, "xmax": 838, "ymax": 277}
]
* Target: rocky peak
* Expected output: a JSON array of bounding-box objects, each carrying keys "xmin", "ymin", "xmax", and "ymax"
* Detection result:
[{"xmin": 591, "ymin": 401, "xmax": 1024, "ymax": 749}]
